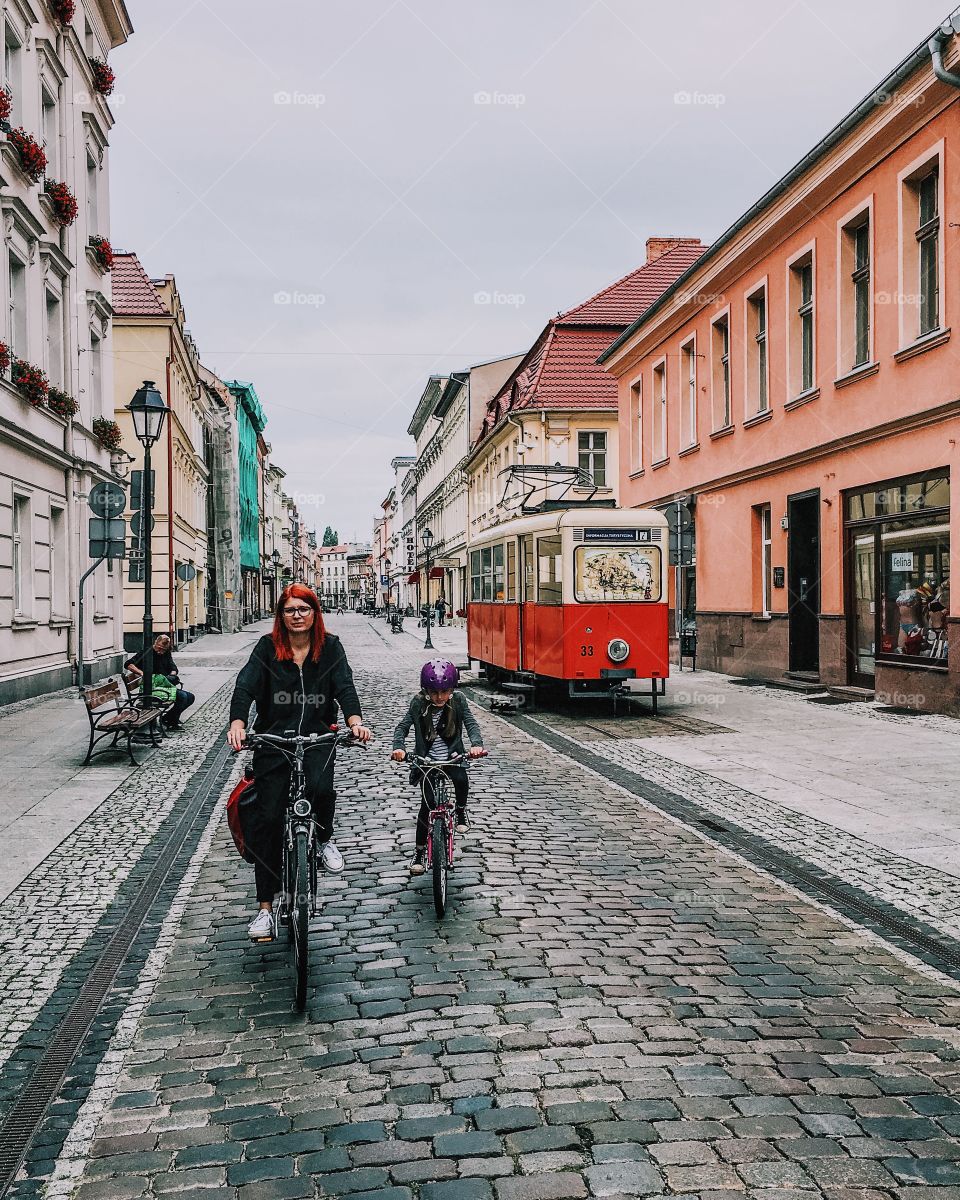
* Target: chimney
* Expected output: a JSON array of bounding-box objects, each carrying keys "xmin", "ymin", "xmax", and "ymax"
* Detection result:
[{"xmin": 646, "ymin": 236, "xmax": 701, "ymax": 264}]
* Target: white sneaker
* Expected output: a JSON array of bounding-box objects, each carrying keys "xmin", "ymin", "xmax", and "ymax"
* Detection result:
[
  {"xmin": 320, "ymin": 840, "xmax": 344, "ymax": 873},
  {"xmin": 248, "ymin": 909, "xmax": 274, "ymax": 940}
]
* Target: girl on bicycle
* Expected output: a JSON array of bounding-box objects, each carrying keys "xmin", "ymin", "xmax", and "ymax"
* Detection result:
[
  {"xmin": 391, "ymin": 659, "xmax": 485, "ymax": 875},
  {"xmin": 228, "ymin": 584, "xmax": 371, "ymax": 939}
]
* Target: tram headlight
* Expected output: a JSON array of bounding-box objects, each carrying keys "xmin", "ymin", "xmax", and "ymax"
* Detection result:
[
  {"xmin": 293, "ymin": 798, "xmax": 312, "ymax": 818},
  {"xmin": 607, "ymin": 638, "xmax": 630, "ymax": 663}
]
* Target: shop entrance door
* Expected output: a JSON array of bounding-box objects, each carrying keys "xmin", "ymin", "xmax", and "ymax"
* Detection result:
[{"xmin": 788, "ymin": 491, "xmax": 820, "ymax": 675}]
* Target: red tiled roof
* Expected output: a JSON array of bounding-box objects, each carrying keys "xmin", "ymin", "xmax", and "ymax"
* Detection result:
[
  {"xmin": 475, "ymin": 240, "xmax": 706, "ymax": 444},
  {"xmin": 112, "ymin": 252, "xmax": 167, "ymax": 317}
]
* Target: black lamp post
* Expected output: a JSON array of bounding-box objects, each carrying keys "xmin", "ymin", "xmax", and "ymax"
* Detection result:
[
  {"xmin": 421, "ymin": 527, "xmax": 435, "ymax": 650},
  {"xmin": 271, "ymin": 548, "xmax": 282, "ymax": 607},
  {"xmin": 127, "ymin": 380, "xmax": 169, "ymax": 706}
]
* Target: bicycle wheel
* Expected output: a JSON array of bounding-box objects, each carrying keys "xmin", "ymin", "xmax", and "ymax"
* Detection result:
[
  {"xmin": 291, "ymin": 829, "xmax": 309, "ymax": 1009},
  {"xmin": 432, "ymin": 815, "xmax": 448, "ymax": 919}
]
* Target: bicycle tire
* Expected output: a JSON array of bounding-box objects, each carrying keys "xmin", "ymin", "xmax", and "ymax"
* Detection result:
[
  {"xmin": 291, "ymin": 829, "xmax": 309, "ymax": 1009},
  {"xmin": 432, "ymin": 815, "xmax": 447, "ymax": 919}
]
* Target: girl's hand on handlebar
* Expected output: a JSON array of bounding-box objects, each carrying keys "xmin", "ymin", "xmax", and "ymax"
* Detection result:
[
  {"xmin": 227, "ymin": 721, "xmax": 247, "ymax": 752},
  {"xmin": 468, "ymin": 747, "xmax": 488, "ymax": 759},
  {"xmin": 391, "ymin": 749, "xmax": 406, "ymax": 762}
]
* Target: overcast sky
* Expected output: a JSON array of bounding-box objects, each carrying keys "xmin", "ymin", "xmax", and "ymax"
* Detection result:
[{"xmin": 110, "ymin": 1, "xmax": 950, "ymax": 544}]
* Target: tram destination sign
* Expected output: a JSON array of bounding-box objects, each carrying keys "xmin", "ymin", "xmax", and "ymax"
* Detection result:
[{"xmin": 582, "ymin": 527, "xmax": 652, "ymax": 543}]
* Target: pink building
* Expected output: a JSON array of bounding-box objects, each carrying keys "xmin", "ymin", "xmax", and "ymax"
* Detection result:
[{"xmin": 602, "ymin": 18, "xmax": 960, "ymax": 711}]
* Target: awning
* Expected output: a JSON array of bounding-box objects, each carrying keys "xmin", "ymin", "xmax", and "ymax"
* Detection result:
[
  {"xmin": 407, "ymin": 571, "xmax": 420, "ymax": 584},
  {"xmin": 428, "ymin": 567, "xmax": 445, "ymax": 579}
]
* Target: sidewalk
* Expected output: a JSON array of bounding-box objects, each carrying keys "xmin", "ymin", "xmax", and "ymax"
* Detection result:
[{"xmin": 0, "ymin": 621, "xmax": 268, "ymax": 904}]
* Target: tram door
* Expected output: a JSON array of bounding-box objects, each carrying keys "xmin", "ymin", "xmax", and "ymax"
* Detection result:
[{"xmin": 519, "ymin": 534, "xmax": 535, "ymax": 671}]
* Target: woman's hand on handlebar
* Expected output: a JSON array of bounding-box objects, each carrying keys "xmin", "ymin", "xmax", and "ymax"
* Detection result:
[
  {"xmin": 227, "ymin": 720, "xmax": 247, "ymax": 752},
  {"xmin": 391, "ymin": 749, "xmax": 406, "ymax": 762},
  {"xmin": 468, "ymin": 747, "xmax": 488, "ymax": 759},
  {"xmin": 348, "ymin": 722, "xmax": 373, "ymax": 743}
]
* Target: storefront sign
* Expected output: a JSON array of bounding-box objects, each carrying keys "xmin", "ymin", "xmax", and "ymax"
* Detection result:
[
  {"xmin": 582, "ymin": 528, "xmax": 652, "ymax": 543},
  {"xmin": 891, "ymin": 552, "xmax": 915, "ymax": 572}
]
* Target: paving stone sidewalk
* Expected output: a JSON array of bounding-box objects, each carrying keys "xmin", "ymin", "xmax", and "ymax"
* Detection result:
[{"xmin": 32, "ymin": 618, "xmax": 960, "ymax": 1200}]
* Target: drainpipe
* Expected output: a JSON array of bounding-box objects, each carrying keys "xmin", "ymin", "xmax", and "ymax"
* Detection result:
[
  {"xmin": 929, "ymin": 12, "xmax": 960, "ymax": 89},
  {"xmin": 166, "ymin": 337, "xmax": 175, "ymax": 639}
]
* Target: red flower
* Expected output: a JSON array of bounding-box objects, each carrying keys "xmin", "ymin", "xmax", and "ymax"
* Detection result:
[
  {"xmin": 92, "ymin": 417, "xmax": 123, "ymax": 451},
  {"xmin": 89, "ymin": 57, "xmax": 115, "ymax": 97},
  {"xmin": 48, "ymin": 387, "xmax": 79, "ymax": 419},
  {"xmin": 6, "ymin": 128, "xmax": 47, "ymax": 184},
  {"xmin": 0, "ymin": 89, "xmax": 10, "ymax": 124},
  {"xmin": 44, "ymin": 180, "xmax": 79, "ymax": 227},
  {"xmin": 88, "ymin": 235, "xmax": 114, "ymax": 272},
  {"xmin": 11, "ymin": 358, "xmax": 50, "ymax": 407},
  {"xmin": 0, "ymin": 343, "xmax": 9, "ymax": 375},
  {"xmin": 50, "ymin": 0, "xmax": 76, "ymax": 24}
]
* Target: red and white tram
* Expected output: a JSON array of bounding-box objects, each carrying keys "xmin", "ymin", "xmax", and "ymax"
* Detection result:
[{"xmin": 467, "ymin": 505, "xmax": 671, "ymax": 701}]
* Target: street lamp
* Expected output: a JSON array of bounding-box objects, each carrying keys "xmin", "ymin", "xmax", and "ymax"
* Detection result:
[
  {"xmin": 271, "ymin": 548, "xmax": 282, "ymax": 607},
  {"xmin": 126, "ymin": 380, "xmax": 169, "ymax": 707},
  {"xmin": 421, "ymin": 527, "xmax": 435, "ymax": 650}
]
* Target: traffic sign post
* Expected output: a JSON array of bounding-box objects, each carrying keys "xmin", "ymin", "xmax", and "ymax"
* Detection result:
[{"xmin": 79, "ymin": 481, "xmax": 129, "ymax": 687}]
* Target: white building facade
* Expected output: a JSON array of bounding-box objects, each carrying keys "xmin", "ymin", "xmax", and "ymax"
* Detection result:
[{"xmin": 0, "ymin": 0, "xmax": 132, "ymax": 700}]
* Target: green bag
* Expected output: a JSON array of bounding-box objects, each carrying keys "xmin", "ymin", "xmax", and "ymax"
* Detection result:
[{"xmin": 150, "ymin": 674, "xmax": 178, "ymax": 703}]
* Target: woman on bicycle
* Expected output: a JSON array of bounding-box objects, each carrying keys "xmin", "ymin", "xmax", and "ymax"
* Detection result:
[
  {"xmin": 228, "ymin": 583, "xmax": 371, "ymax": 939},
  {"xmin": 391, "ymin": 659, "xmax": 485, "ymax": 875}
]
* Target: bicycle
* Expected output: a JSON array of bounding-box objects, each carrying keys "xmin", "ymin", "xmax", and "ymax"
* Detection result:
[
  {"xmin": 390, "ymin": 610, "xmax": 404, "ymax": 634},
  {"xmin": 243, "ymin": 728, "xmax": 357, "ymax": 1009},
  {"xmin": 401, "ymin": 752, "xmax": 486, "ymax": 918}
]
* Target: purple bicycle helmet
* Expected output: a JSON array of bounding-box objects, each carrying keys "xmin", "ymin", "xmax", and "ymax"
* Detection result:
[{"xmin": 420, "ymin": 659, "xmax": 459, "ymax": 691}]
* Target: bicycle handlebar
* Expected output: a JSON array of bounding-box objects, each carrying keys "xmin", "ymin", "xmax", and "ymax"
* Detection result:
[
  {"xmin": 401, "ymin": 751, "xmax": 487, "ymax": 767},
  {"xmin": 243, "ymin": 729, "xmax": 357, "ymax": 751}
]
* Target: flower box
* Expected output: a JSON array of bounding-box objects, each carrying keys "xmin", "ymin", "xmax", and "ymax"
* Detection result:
[
  {"xmin": 88, "ymin": 235, "xmax": 114, "ymax": 272},
  {"xmin": 89, "ymin": 57, "xmax": 115, "ymax": 97},
  {"xmin": 6, "ymin": 128, "xmax": 47, "ymax": 183},
  {"xmin": 11, "ymin": 358, "xmax": 49, "ymax": 407},
  {"xmin": 0, "ymin": 342, "xmax": 9, "ymax": 375},
  {"xmin": 50, "ymin": 0, "xmax": 76, "ymax": 24},
  {"xmin": 0, "ymin": 88, "xmax": 10, "ymax": 124},
  {"xmin": 48, "ymin": 387, "xmax": 79, "ymax": 419},
  {"xmin": 44, "ymin": 180, "xmax": 79, "ymax": 227},
  {"xmin": 92, "ymin": 417, "xmax": 123, "ymax": 451}
]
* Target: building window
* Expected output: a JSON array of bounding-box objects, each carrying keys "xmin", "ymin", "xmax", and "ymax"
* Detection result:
[
  {"xmin": 50, "ymin": 503, "xmax": 66, "ymax": 617},
  {"xmin": 746, "ymin": 287, "xmax": 768, "ymax": 414},
  {"xmin": 4, "ymin": 25, "xmax": 22, "ymax": 125},
  {"xmin": 652, "ymin": 361, "xmax": 667, "ymax": 461},
  {"xmin": 42, "ymin": 85, "xmax": 59, "ymax": 178},
  {"xmin": 853, "ymin": 220, "xmax": 871, "ymax": 366},
  {"xmin": 13, "ymin": 493, "xmax": 31, "ymax": 617},
  {"xmin": 578, "ymin": 431, "xmax": 607, "ymax": 486},
  {"xmin": 845, "ymin": 472, "xmax": 949, "ymax": 677},
  {"xmin": 89, "ymin": 329, "xmax": 103, "ymax": 413},
  {"xmin": 629, "ymin": 377, "xmax": 642, "ymax": 472},
  {"xmin": 759, "ymin": 504, "xmax": 772, "ymax": 616},
  {"xmin": 8, "ymin": 253, "xmax": 26, "ymax": 356},
  {"xmin": 917, "ymin": 169, "xmax": 940, "ymax": 337},
  {"xmin": 711, "ymin": 314, "xmax": 731, "ymax": 429},
  {"xmin": 789, "ymin": 253, "xmax": 815, "ymax": 396},
  {"xmin": 87, "ymin": 151, "xmax": 100, "ymax": 233},
  {"xmin": 45, "ymin": 290, "xmax": 64, "ymax": 389},
  {"xmin": 681, "ymin": 339, "xmax": 696, "ymax": 447}
]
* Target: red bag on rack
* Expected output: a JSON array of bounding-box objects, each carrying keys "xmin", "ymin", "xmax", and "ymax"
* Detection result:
[{"xmin": 227, "ymin": 767, "xmax": 257, "ymax": 863}]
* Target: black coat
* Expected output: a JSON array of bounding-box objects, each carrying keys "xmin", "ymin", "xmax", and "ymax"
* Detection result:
[{"xmin": 229, "ymin": 634, "xmax": 362, "ymax": 735}]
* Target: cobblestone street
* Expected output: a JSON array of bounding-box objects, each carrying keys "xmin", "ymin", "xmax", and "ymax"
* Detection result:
[{"xmin": 6, "ymin": 617, "xmax": 960, "ymax": 1199}]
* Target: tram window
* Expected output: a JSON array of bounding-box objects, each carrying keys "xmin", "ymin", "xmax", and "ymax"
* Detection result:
[
  {"xmin": 537, "ymin": 535, "xmax": 563, "ymax": 606},
  {"xmin": 506, "ymin": 541, "xmax": 517, "ymax": 601},
  {"xmin": 521, "ymin": 535, "xmax": 535, "ymax": 601},
  {"xmin": 470, "ymin": 550, "xmax": 482, "ymax": 602},
  {"xmin": 493, "ymin": 543, "xmax": 505, "ymax": 600},
  {"xmin": 481, "ymin": 547, "xmax": 493, "ymax": 600}
]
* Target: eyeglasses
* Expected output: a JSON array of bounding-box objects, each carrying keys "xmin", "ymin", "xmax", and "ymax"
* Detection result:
[{"xmin": 283, "ymin": 606, "xmax": 313, "ymax": 617}]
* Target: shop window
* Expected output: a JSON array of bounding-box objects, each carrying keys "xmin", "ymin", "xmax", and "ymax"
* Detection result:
[
  {"xmin": 845, "ymin": 472, "xmax": 949, "ymax": 676},
  {"xmin": 537, "ymin": 535, "xmax": 563, "ymax": 605},
  {"xmin": 711, "ymin": 313, "xmax": 731, "ymax": 430}
]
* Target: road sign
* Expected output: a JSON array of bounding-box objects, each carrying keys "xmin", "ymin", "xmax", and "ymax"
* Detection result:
[
  {"xmin": 88, "ymin": 481, "xmax": 125, "ymax": 517},
  {"xmin": 130, "ymin": 470, "xmax": 155, "ymax": 511},
  {"xmin": 176, "ymin": 563, "xmax": 197, "ymax": 582},
  {"xmin": 130, "ymin": 511, "xmax": 156, "ymax": 537},
  {"xmin": 89, "ymin": 517, "xmax": 126, "ymax": 559}
]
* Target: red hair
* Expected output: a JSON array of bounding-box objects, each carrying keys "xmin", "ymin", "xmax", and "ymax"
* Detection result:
[{"xmin": 272, "ymin": 584, "xmax": 326, "ymax": 662}]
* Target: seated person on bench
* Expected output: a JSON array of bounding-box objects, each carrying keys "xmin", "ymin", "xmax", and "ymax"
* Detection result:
[{"xmin": 124, "ymin": 634, "xmax": 195, "ymax": 731}]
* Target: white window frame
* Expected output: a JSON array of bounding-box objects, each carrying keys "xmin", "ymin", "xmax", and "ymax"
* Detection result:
[
  {"xmin": 836, "ymin": 197, "xmax": 874, "ymax": 375},
  {"xmin": 3, "ymin": 18, "xmax": 23, "ymax": 127},
  {"xmin": 743, "ymin": 278, "xmax": 769, "ymax": 416},
  {"xmin": 7, "ymin": 245, "xmax": 27, "ymax": 358},
  {"xmin": 710, "ymin": 306, "xmax": 732, "ymax": 432},
  {"xmin": 785, "ymin": 241, "xmax": 817, "ymax": 399},
  {"xmin": 12, "ymin": 489, "xmax": 33, "ymax": 619},
  {"xmin": 651, "ymin": 356, "xmax": 667, "ymax": 463},
  {"xmin": 41, "ymin": 80, "xmax": 59, "ymax": 180},
  {"xmin": 49, "ymin": 502, "xmax": 67, "ymax": 619},
  {"xmin": 577, "ymin": 429, "xmax": 607, "ymax": 487},
  {"xmin": 680, "ymin": 335, "xmax": 697, "ymax": 448},
  {"xmin": 45, "ymin": 284, "xmax": 65, "ymax": 390},
  {"xmin": 897, "ymin": 141, "xmax": 944, "ymax": 349},
  {"xmin": 760, "ymin": 504, "xmax": 772, "ymax": 617}
]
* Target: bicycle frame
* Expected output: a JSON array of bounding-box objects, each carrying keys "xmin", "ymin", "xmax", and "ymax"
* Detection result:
[{"xmin": 408, "ymin": 754, "xmax": 469, "ymax": 869}]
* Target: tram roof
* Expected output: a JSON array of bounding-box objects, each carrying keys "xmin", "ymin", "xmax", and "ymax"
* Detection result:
[{"xmin": 469, "ymin": 506, "xmax": 669, "ymax": 544}]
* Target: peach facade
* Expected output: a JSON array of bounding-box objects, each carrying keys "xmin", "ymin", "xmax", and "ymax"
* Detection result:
[{"xmin": 603, "ymin": 44, "xmax": 960, "ymax": 710}]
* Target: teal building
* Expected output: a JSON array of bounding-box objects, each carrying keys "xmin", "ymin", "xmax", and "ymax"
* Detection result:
[{"xmin": 226, "ymin": 381, "xmax": 266, "ymax": 622}]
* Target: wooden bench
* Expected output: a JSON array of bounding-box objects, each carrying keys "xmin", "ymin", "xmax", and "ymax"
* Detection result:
[{"xmin": 80, "ymin": 678, "xmax": 168, "ymax": 767}]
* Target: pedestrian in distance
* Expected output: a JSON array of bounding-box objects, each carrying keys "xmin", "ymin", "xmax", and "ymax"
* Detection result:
[
  {"xmin": 227, "ymin": 583, "xmax": 372, "ymax": 940},
  {"xmin": 434, "ymin": 595, "xmax": 446, "ymax": 627},
  {"xmin": 391, "ymin": 659, "xmax": 486, "ymax": 875},
  {"xmin": 124, "ymin": 633, "xmax": 195, "ymax": 731}
]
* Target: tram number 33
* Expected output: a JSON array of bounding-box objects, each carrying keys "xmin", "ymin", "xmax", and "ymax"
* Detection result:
[{"xmin": 580, "ymin": 645, "xmax": 594, "ymax": 656}]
